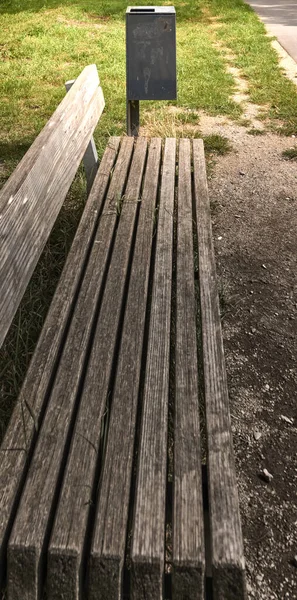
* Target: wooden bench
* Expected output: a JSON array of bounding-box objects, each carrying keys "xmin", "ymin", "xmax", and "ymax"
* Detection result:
[{"xmin": 0, "ymin": 65, "xmax": 247, "ymax": 600}]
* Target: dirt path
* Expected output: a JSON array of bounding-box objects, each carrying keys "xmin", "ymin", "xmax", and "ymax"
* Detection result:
[{"xmin": 198, "ymin": 54, "xmax": 297, "ymax": 598}]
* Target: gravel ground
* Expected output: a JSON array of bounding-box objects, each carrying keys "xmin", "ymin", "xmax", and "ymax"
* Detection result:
[{"xmin": 199, "ymin": 112, "xmax": 297, "ymax": 599}]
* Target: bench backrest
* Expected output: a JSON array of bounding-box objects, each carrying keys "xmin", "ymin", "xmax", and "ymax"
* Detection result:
[{"xmin": 0, "ymin": 64, "xmax": 104, "ymax": 349}]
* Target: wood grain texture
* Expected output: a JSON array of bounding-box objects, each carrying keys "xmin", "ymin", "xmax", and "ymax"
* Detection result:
[
  {"xmin": 131, "ymin": 138, "xmax": 176, "ymax": 600},
  {"xmin": 172, "ymin": 138, "xmax": 205, "ymax": 600},
  {"xmin": 7, "ymin": 137, "xmax": 134, "ymax": 600},
  {"xmin": 65, "ymin": 79, "xmax": 99, "ymax": 193},
  {"xmin": 193, "ymin": 139, "xmax": 247, "ymax": 600},
  {"xmin": 0, "ymin": 137, "xmax": 120, "ymax": 587},
  {"xmin": 88, "ymin": 138, "xmax": 162, "ymax": 600},
  {"xmin": 0, "ymin": 65, "xmax": 99, "ymax": 213},
  {"xmin": 0, "ymin": 64, "xmax": 104, "ymax": 349},
  {"xmin": 1, "ymin": 128, "xmax": 247, "ymax": 600},
  {"xmin": 47, "ymin": 137, "xmax": 148, "ymax": 600}
]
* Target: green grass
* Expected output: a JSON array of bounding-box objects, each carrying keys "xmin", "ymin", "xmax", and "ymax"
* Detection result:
[
  {"xmin": 1, "ymin": 0, "xmax": 297, "ymax": 166},
  {"xmin": 1, "ymin": 0, "xmax": 297, "ymax": 439},
  {"xmin": 203, "ymin": 133, "xmax": 232, "ymax": 155},
  {"xmin": 247, "ymin": 127, "xmax": 265, "ymax": 136},
  {"xmin": 0, "ymin": 0, "xmax": 241, "ymax": 166},
  {"xmin": 204, "ymin": 0, "xmax": 297, "ymax": 134},
  {"xmin": 282, "ymin": 147, "xmax": 297, "ymax": 160}
]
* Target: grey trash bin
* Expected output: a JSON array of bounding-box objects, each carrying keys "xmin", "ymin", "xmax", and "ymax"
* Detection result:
[{"xmin": 126, "ymin": 6, "xmax": 177, "ymax": 135}]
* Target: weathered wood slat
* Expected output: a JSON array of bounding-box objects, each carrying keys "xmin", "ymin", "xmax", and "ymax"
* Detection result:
[
  {"xmin": 193, "ymin": 139, "xmax": 247, "ymax": 600},
  {"xmin": 0, "ymin": 65, "xmax": 100, "ymax": 213},
  {"xmin": 0, "ymin": 64, "xmax": 104, "ymax": 349},
  {"xmin": 88, "ymin": 138, "xmax": 162, "ymax": 600},
  {"xmin": 1, "ymin": 127, "xmax": 247, "ymax": 600},
  {"xmin": 47, "ymin": 137, "xmax": 148, "ymax": 600},
  {"xmin": 172, "ymin": 138, "xmax": 205, "ymax": 600},
  {"xmin": 0, "ymin": 137, "xmax": 120, "ymax": 586},
  {"xmin": 7, "ymin": 137, "xmax": 134, "ymax": 600},
  {"xmin": 65, "ymin": 78, "xmax": 99, "ymax": 193},
  {"xmin": 131, "ymin": 138, "xmax": 176, "ymax": 600}
]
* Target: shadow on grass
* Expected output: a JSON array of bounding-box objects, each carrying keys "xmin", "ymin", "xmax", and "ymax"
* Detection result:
[
  {"xmin": 0, "ymin": 0, "xmax": 204, "ymax": 21},
  {"xmin": 0, "ymin": 141, "xmax": 32, "ymax": 162},
  {"xmin": 0, "ymin": 141, "xmax": 34, "ymax": 191}
]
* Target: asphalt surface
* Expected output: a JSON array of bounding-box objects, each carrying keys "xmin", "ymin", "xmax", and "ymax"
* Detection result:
[{"xmin": 245, "ymin": 0, "xmax": 297, "ymax": 62}]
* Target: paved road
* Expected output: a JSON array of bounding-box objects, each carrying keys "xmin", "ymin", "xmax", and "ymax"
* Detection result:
[{"xmin": 246, "ymin": 0, "xmax": 297, "ymax": 62}]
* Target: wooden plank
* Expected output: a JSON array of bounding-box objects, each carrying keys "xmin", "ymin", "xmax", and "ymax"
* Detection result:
[
  {"xmin": 47, "ymin": 137, "xmax": 148, "ymax": 600},
  {"xmin": 172, "ymin": 138, "xmax": 205, "ymax": 600},
  {"xmin": 0, "ymin": 137, "xmax": 120, "ymax": 587},
  {"xmin": 131, "ymin": 138, "xmax": 176, "ymax": 600},
  {"xmin": 7, "ymin": 137, "xmax": 134, "ymax": 600},
  {"xmin": 0, "ymin": 64, "xmax": 105, "ymax": 348},
  {"xmin": 88, "ymin": 138, "xmax": 162, "ymax": 600},
  {"xmin": 0, "ymin": 65, "xmax": 100, "ymax": 213},
  {"xmin": 192, "ymin": 139, "xmax": 247, "ymax": 600},
  {"xmin": 65, "ymin": 79, "xmax": 99, "ymax": 193}
]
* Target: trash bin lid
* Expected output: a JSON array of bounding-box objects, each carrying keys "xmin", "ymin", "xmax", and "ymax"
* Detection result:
[{"xmin": 126, "ymin": 6, "xmax": 176, "ymax": 14}]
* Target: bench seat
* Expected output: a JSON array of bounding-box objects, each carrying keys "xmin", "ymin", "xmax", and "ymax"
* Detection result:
[{"xmin": 0, "ymin": 66, "xmax": 246, "ymax": 600}]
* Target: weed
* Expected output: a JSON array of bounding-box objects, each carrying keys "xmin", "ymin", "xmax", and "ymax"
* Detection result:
[
  {"xmin": 276, "ymin": 123, "xmax": 297, "ymax": 137},
  {"xmin": 236, "ymin": 117, "xmax": 252, "ymax": 128},
  {"xmin": 210, "ymin": 197, "xmax": 221, "ymax": 215},
  {"xmin": 247, "ymin": 128, "xmax": 265, "ymax": 136},
  {"xmin": 218, "ymin": 281, "xmax": 231, "ymax": 319},
  {"xmin": 178, "ymin": 110, "xmax": 200, "ymax": 125},
  {"xmin": 116, "ymin": 193, "xmax": 125, "ymax": 215},
  {"xmin": 282, "ymin": 147, "xmax": 297, "ymax": 160},
  {"xmin": 203, "ymin": 133, "xmax": 233, "ymax": 155}
]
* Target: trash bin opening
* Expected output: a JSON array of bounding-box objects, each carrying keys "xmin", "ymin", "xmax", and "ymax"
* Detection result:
[{"xmin": 130, "ymin": 8, "xmax": 156, "ymax": 13}]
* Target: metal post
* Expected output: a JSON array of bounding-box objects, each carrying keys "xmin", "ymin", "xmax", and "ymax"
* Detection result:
[{"xmin": 127, "ymin": 100, "xmax": 140, "ymax": 137}]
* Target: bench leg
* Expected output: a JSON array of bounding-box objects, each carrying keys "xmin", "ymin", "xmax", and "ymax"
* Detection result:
[{"xmin": 127, "ymin": 100, "xmax": 139, "ymax": 137}]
